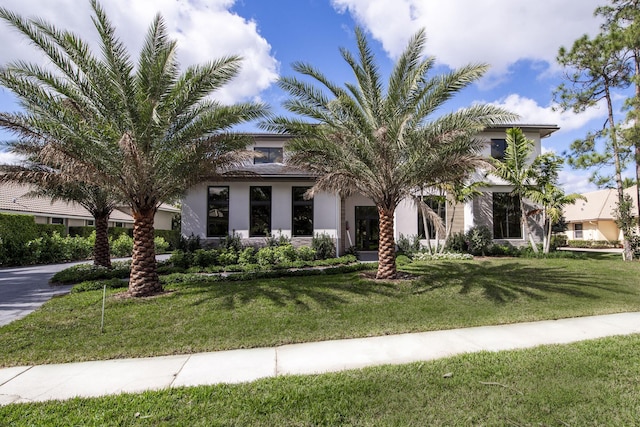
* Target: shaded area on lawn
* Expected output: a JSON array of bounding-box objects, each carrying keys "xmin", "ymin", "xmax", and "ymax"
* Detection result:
[{"xmin": 405, "ymin": 260, "xmax": 631, "ymax": 304}]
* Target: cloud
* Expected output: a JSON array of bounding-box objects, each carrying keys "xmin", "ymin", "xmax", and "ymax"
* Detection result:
[
  {"xmin": 558, "ymin": 169, "xmax": 597, "ymax": 194},
  {"xmin": 331, "ymin": 0, "xmax": 603, "ymax": 79},
  {"xmin": 0, "ymin": 0, "xmax": 278, "ymax": 104},
  {"xmin": 0, "ymin": 150, "xmax": 23, "ymax": 165},
  {"xmin": 488, "ymin": 94, "xmax": 607, "ymax": 132}
]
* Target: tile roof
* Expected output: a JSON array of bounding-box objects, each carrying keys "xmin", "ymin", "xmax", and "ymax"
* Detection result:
[
  {"xmin": 0, "ymin": 183, "xmax": 133, "ymax": 222},
  {"xmin": 563, "ymin": 185, "xmax": 639, "ymax": 222}
]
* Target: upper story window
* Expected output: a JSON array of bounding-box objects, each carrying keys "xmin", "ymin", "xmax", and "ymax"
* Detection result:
[
  {"xmin": 254, "ymin": 147, "xmax": 283, "ymax": 164},
  {"xmin": 491, "ymin": 139, "xmax": 507, "ymax": 161}
]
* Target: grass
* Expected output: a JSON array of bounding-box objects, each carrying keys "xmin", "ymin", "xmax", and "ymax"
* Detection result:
[
  {"xmin": 1, "ymin": 256, "xmax": 639, "ymax": 367},
  {"xmin": 1, "ymin": 333, "xmax": 639, "ymax": 425}
]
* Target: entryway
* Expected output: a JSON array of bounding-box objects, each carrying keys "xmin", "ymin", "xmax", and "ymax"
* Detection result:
[{"xmin": 355, "ymin": 206, "xmax": 379, "ymax": 251}]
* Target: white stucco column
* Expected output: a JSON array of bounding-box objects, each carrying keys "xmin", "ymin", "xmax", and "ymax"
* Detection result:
[{"xmin": 463, "ymin": 200, "xmax": 474, "ymax": 232}]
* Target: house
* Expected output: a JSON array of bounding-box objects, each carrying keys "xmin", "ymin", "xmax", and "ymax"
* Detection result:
[
  {"xmin": 0, "ymin": 182, "xmax": 179, "ymax": 231},
  {"xmin": 563, "ymin": 185, "xmax": 639, "ymax": 242},
  {"xmin": 181, "ymin": 124, "xmax": 559, "ymax": 255}
]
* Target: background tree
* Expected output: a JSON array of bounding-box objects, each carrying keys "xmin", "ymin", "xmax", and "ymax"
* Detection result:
[
  {"xmin": 0, "ymin": 1, "xmax": 268, "ymax": 296},
  {"xmin": 0, "ymin": 161, "xmax": 117, "ymax": 268},
  {"xmin": 596, "ymin": 0, "xmax": 640, "ymax": 223},
  {"xmin": 555, "ymin": 32, "xmax": 634, "ymax": 260},
  {"xmin": 266, "ymin": 27, "xmax": 515, "ymax": 279},
  {"xmin": 490, "ymin": 128, "xmax": 543, "ymax": 253}
]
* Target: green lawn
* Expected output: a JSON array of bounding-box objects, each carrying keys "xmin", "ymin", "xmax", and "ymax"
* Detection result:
[
  {"xmin": 1, "ymin": 257, "xmax": 639, "ymax": 367},
  {"xmin": 2, "ymin": 334, "xmax": 639, "ymax": 425}
]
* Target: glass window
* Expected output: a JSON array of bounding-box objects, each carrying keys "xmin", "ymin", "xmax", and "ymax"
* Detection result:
[
  {"xmin": 292, "ymin": 187, "xmax": 313, "ymax": 236},
  {"xmin": 254, "ymin": 147, "xmax": 283, "ymax": 164},
  {"xmin": 491, "ymin": 139, "xmax": 507, "ymax": 161},
  {"xmin": 574, "ymin": 223, "xmax": 583, "ymax": 239},
  {"xmin": 50, "ymin": 217, "xmax": 64, "ymax": 225},
  {"xmin": 250, "ymin": 186, "xmax": 271, "ymax": 236},
  {"xmin": 207, "ymin": 186, "xmax": 229, "ymax": 237},
  {"xmin": 86, "ymin": 219, "xmax": 95, "ymax": 226},
  {"xmin": 493, "ymin": 192, "xmax": 522, "ymax": 239},
  {"xmin": 417, "ymin": 195, "xmax": 447, "ymax": 239}
]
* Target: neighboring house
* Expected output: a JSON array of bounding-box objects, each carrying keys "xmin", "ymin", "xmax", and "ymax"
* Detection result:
[
  {"xmin": 0, "ymin": 183, "xmax": 179, "ymax": 230},
  {"xmin": 181, "ymin": 124, "xmax": 559, "ymax": 255},
  {"xmin": 563, "ymin": 185, "xmax": 639, "ymax": 242}
]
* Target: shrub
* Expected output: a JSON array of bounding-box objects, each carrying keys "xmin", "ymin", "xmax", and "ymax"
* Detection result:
[
  {"xmin": 71, "ymin": 278, "xmax": 128, "ymax": 293},
  {"xmin": 192, "ymin": 249, "xmax": 217, "ymax": 267},
  {"xmin": 0, "ymin": 213, "xmax": 39, "ymax": 266},
  {"xmin": 396, "ymin": 254, "xmax": 412, "ymax": 266},
  {"xmin": 296, "ymin": 246, "xmax": 316, "ymax": 262},
  {"xmin": 486, "ymin": 242, "xmax": 519, "ymax": 257},
  {"xmin": 396, "ymin": 234, "xmax": 421, "ymax": 255},
  {"xmin": 154, "ymin": 236, "xmax": 170, "ymax": 253},
  {"xmin": 312, "ymin": 233, "xmax": 336, "ymax": 260},
  {"xmin": 176, "ymin": 234, "xmax": 202, "ymax": 252},
  {"xmin": 51, "ymin": 261, "xmax": 131, "ymax": 284},
  {"xmin": 256, "ymin": 246, "xmax": 277, "ymax": 266},
  {"xmin": 154, "ymin": 229, "xmax": 180, "ymax": 250},
  {"xmin": 217, "ymin": 249, "xmax": 238, "ymax": 266},
  {"xmin": 221, "ymin": 231, "xmax": 244, "ymax": 252},
  {"xmin": 274, "ymin": 244, "xmax": 297, "ymax": 263},
  {"xmin": 567, "ymin": 240, "xmax": 620, "ymax": 249},
  {"xmin": 412, "ymin": 252, "xmax": 474, "ymax": 261},
  {"xmin": 35, "ymin": 223, "xmax": 66, "ymax": 237},
  {"xmin": 466, "ymin": 225, "xmax": 492, "ymax": 256},
  {"xmin": 550, "ymin": 234, "xmax": 568, "ymax": 249},
  {"xmin": 238, "ymin": 247, "xmax": 257, "ymax": 265},
  {"xmin": 110, "ymin": 233, "xmax": 134, "ymax": 257},
  {"xmin": 445, "ymin": 231, "xmax": 468, "ymax": 253}
]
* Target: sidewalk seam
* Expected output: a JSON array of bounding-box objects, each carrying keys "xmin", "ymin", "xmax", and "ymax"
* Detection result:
[
  {"xmin": 169, "ymin": 355, "xmax": 191, "ymax": 388},
  {"xmin": 0, "ymin": 366, "xmax": 33, "ymax": 388}
]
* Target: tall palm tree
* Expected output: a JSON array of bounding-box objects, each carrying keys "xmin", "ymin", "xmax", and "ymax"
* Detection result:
[
  {"xmin": 490, "ymin": 128, "xmax": 542, "ymax": 252},
  {"xmin": 0, "ymin": 1, "xmax": 268, "ymax": 296},
  {"xmin": 265, "ymin": 27, "xmax": 516, "ymax": 279},
  {"xmin": 0, "ymin": 161, "xmax": 117, "ymax": 268}
]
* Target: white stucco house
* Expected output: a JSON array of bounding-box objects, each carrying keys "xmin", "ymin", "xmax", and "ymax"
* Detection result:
[{"xmin": 181, "ymin": 124, "xmax": 559, "ymax": 256}]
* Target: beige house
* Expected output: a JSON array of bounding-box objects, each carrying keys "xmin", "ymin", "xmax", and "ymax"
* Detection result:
[
  {"xmin": 563, "ymin": 186, "xmax": 639, "ymax": 242},
  {"xmin": 0, "ymin": 183, "xmax": 179, "ymax": 230}
]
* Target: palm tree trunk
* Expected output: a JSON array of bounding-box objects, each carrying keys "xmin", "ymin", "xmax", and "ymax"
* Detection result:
[
  {"xmin": 377, "ymin": 206, "xmax": 397, "ymax": 280},
  {"xmin": 521, "ymin": 200, "xmax": 539, "ymax": 253},
  {"xmin": 128, "ymin": 208, "xmax": 161, "ymax": 297},
  {"xmin": 93, "ymin": 214, "xmax": 111, "ymax": 268}
]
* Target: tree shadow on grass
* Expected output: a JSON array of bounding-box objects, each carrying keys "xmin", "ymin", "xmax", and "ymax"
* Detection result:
[
  {"xmin": 169, "ymin": 273, "xmax": 397, "ymax": 311},
  {"xmin": 405, "ymin": 260, "xmax": 631, "ymax": 304}
]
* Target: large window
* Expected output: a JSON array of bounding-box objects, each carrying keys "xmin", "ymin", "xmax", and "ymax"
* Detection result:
[
  {"xmin": 493, "ymin": 192, "xmax": 522, "ymax": 239},
  {"xmin": 207, "ymin": 186, "xmax": 229, "ymax": 237},
  {"xmin": 254, "ymin": 147, "xmax": 283, "ymax": 164},
  {"xmin": 491, "ymin": 138, "xmax": 507, "ymax": 161},
  {"xmin": 292, "ymin": 187, "xmax": 313, "ymax": 236},
  {"xmin": 574, "ymin": 223, "xmax": 583, "ymax": 239},
  {"xmin": 417, "ymin": 195, "xmax": 447, "ymax": 239},
  {"xmin": 250, "ymin": 186, "xmax": 271, "ymax": 236}
]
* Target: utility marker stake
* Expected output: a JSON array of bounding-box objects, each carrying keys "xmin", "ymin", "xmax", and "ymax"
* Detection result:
[{"xmin": 101, "ymin": 284, "xmax": 106, "ymax": 333}]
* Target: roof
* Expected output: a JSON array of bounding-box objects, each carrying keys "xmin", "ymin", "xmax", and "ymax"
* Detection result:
[
  {"xmin": 220, "ymin": 163, "xmax": 317, "ymax": 180},
  {"xmin": 0, "ymin": 183, "xmax": 133, "ymax": 222},
  {"xmin": 564, "ymin": 185, "xmax": 639, "ymax": 222},
  {"xmin": 484, "ymin": 124, "xmax": 560, "ymax": 138}
]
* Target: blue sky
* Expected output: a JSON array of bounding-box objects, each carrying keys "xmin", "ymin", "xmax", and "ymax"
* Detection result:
[{"xmin": 0, "ymin": 0, "xmax": 631, "ymax": 194}]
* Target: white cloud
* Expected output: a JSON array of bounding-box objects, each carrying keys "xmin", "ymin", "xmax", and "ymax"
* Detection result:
[
  {"xmin": 558, "ymin": 169, "xmax": 597, "ymax": 195},
  {"xmin": 331, "ymin": 0, "xmax": 603, "ymax": 79},
  {"xmin": 0, "ymin": 0, "xmax": 278, "ymax": 104},
  {"xmin": 488, "ymin": 94, "xmax": 607, "ymax": 132}
]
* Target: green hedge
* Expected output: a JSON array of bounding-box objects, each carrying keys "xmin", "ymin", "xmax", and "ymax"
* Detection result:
[
  {"xmin": 154, "ymin": 229, "xmax": 180, "ymax": 250},
  {"xmin": 68, "ymin": 225, "xmax": 133, "ymax": 238},
  {"xmin": 0, "ymin": 213, "xmax": 39, "ymax": 266},
  {"xmin": 567, "ymin": 240, "xmax": 621, "ymax": 249},
  {"xmin": 36, "ymin": 223, "xmax": 66, "ymax": 237}
]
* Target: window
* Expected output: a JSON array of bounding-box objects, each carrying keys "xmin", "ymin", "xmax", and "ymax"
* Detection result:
[
  {"xmin": 493, "ymin": 193, "xmax": 522, "ymax": 239},
  {"xmin": 86, "ymin": 220, "xmax": 95, "ymax": 226},
  {"xmin": 254, "ymin": 147, "xmax": 283, "ymax": 164},
  {"xmin": 50, "ymin": 217, "xmax": 64, "ymax": 225},
  {"xmin": 250, "ymin": 186, "xmax": 271, "ymax": 236},
  {"xmin": 491, "ymin": 138, "xmax": 507, "ymax": 161},
  {"xmin": 115, "ymin": 222, "xmax": 124, "ymax": 228},
  {"xmin": 207, "ymin": 186, "xmax": 229, "ymax": 237},
  {"xmin": 574, "ymin": 223, "xmax": 583, "ymax": 239},
  {"xmin": 417, "ymin": 195, "xmax": 446, "ymax": 239},
  {"xmin": 292, "ymin": 187, "xmax": 313, "ymax": 236}
]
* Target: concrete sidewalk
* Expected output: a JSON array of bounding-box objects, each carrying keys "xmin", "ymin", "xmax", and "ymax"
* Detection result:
[{"xmin": 1, "ymin": 311, "xmax": 640, "ymax": 405}]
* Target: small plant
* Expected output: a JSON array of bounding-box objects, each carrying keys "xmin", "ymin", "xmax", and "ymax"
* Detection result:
[
  {"xmin": 176, "ymin": 233, "xmax": 202, "ymax": 252},
  {"xmin": 465, "ymin": 225, "xmax": 492, "ymax": 256},
  {"xmin": 396, "ymin": 234, "xmax": 421, "ymax": 255},
  {"xmin": 217, "ymin": 249, "xmax": 239, "ymax": 266},
  {"xmin": 296, "ymin": 246, "xmax": 316, "ymax": 261},
  {"xmin": 110, "ymin": 233, "xmax": 134, "ymax": 257},
  {"xmin": 192, "ymin": 249, "xmax": 217, "ymax": 267},
  {"xmin": 445, "ymin": 231, "xmax": 469, "ymax": 253},
  {"xmin": 221, "ymin": 231, "xmax": 243, "ymax": 252},
  {"xmin": 412, "ymin": 252, "xmax": 474, "ymax": 261},
  {"xmin": 238, "ymin": 247, "xmax": 257, "ymax": 265},
  {"xmin": 312, "ymin": 233, "xmax": 336, "ymax": 260},
  {"xmin": 256, "ymin": 246, "xmax": 276, "ymax": 266}
]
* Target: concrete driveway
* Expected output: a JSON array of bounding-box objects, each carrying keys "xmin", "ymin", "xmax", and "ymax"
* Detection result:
[{"xmin": 0, "ymin": 255, "xmax": 170, "ymax": 327}]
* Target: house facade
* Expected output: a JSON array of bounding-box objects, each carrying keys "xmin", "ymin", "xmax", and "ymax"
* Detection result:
[
  {"xmin": 181, "ymin": 125, "xmax": 559, "ymax": 255},
  {"xmin": 0, "ymin": 183, "xmax": 180, "ymax": 231},
  {"xmin": 563, "ymin": 185, "xmax": 639, "ymax": 242}
]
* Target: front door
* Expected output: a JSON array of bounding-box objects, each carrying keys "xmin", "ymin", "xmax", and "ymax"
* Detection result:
[{"xmin": 355, "ymin": 206, "xmax": 379, "ymax": 251}]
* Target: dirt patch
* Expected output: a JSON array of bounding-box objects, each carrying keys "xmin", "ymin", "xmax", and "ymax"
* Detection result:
[
  {"xmin": 112, "ymin": 289, "xmax": 176, "ymax": 300},
  {"xmin": 359, "ymin": 271, "xmax": 420, "ymax": 283}
]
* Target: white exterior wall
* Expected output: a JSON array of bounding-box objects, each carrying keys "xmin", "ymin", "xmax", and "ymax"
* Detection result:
[
  {"xmin": 395, "ymin": 198, "xmax": 418, "ymax": 238},
  {"xmin": 181, "ymin": 181, "xmax": 340, "ymax": 240}
]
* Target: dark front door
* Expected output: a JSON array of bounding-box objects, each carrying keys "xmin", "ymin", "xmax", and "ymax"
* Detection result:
[{"xmin": 355, "ymin": 206, "xmax": 379, "ymax": 251}]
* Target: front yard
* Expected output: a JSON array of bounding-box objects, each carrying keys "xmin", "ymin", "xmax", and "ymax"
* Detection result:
[{"xmin": 1, "ymin": 256, "xmax": 639, "ymax": 367}]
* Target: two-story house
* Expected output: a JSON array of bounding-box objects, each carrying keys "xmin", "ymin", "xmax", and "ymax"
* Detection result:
[{"xmin": 181, "ymin": 124, "xmax": 559, "ymax": 256}]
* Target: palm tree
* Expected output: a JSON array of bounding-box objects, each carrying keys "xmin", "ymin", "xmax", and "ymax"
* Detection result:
[
  {"xmin": 0, "ymin": 1, "xmax": 268, "ymax": 296},
  {"xmin": 490, "ymin": 128, "xmax": 542, "ymax": 253},
  {"xmin": 529, "ymin": 182, "xmax": 585, "ymax": 253},
  {"xmin": 0, "ymin": 162, "xmax": 117, "ymax": 268},
  {"xmin": 265, "ymin": 27, "xmax": 516, "ymax": 279}
]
